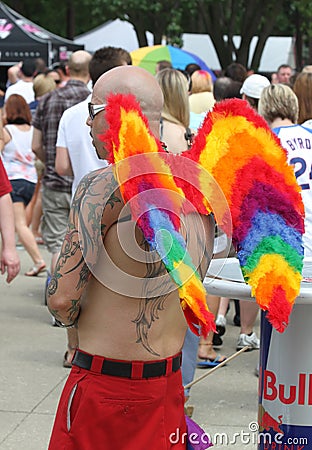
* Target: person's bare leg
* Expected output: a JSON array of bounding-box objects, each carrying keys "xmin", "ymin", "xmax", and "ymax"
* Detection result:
[
  {"xmin": 215, "ymin": 296, "xmax": 229, "ymax": 336},
  {"xmin": 25, "ymin": 181, "xmax": 40, "ymax": 226},
  {"xmin": 218, "ymin": 297, "xmax": 230, "ymax": 316},
  {"xmin": 236, "ymin": 300, "xmax": 260, "ymax": 350},
  {"xmin": 198, "ymin": 295, "xmax": 226, "ymax": 361},
  {"xmin": 13, "ymin": 202, "xmax": 45, "ymax": 270},
  {"xmin": 239, "ymin": 300, "xmax": 259, "ymax": 335},
  {"xmin": 30, "ymin": 189, "xmax": 43, "ymax": 241}
]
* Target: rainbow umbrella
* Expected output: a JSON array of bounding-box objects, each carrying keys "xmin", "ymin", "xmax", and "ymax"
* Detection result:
[{"xmin": 130, "ymin": 45, "xmax": 216, "ymax": 80}]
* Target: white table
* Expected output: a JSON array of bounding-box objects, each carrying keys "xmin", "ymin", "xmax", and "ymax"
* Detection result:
[
  {"xmin": 204, "ymin": 257, "xmax": 312, "ymax": 304},
  {"xmin": 204, "ymin": 257, "xmax": 312, "ymax": 449}
]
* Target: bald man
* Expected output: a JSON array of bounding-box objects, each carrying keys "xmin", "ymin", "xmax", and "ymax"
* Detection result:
[{"xmin": 47, "ymin": 66, "xmax": 214, "ymax": 450}]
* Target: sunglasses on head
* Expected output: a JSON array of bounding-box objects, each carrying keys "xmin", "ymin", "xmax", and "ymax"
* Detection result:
[{"xmin": 88, "ymin": 102, "xmax": 106, "ymax": 120}]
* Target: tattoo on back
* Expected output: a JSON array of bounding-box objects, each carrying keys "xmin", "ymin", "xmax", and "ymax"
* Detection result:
[
  {"xmin": 132, "ymin": 214, "xmax": 211, "ymax": 356},
  {"xmin": 133, "ymin": 240, "xmax": 173, "ymax": 356}
]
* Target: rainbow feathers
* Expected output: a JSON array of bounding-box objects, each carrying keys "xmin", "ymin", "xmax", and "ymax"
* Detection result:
[
  {"xmin": 187, "ymin": 99, "xmax": 304, "ymax": 332},
  {"xmin": 102, "ymin": 93, "xmax": 216, "ymax": 336},
  {"xmin": 102, "ymin": 94, "xmax": 304, "ymax": 334}
]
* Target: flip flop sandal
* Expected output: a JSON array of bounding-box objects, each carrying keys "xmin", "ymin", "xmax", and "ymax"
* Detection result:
[
  {"xmin": 197, "ymin": 355, "xmax": 227, "ymax": 368},
  {"xmin": 25, "ymin": 262, "xmax": 46, "ymax": 276}
]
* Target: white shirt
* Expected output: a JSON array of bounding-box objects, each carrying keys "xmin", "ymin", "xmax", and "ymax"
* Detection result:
[
  {"xmin": 56, "ymin": 95, "xmax": 107, "ymax": 199},
  {"xmin": 4, "ymin": 80, "xmax": 35, "ymax": 104},
  {"xmin": 273, "ymin": 124, "xmax": 312, "ymax": 258},
  {"xmin": 1, "ymin": 124, "xmax": 37, "ymax": 183}
]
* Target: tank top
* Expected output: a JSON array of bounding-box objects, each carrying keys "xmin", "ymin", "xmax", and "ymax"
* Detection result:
[{"xmin": 1, "ymin": 124, "xmax": 37, "ymax": 183}]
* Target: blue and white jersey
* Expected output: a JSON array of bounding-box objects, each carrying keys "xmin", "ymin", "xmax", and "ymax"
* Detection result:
[{"xmin": 273, "ymin": 124, "xmax": 312, "ymax": 258}]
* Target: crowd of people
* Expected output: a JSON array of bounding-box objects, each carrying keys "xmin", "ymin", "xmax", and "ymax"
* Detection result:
[{"xmin": 0, "ymin": 50, "xmax": 311, "ymax": 449}]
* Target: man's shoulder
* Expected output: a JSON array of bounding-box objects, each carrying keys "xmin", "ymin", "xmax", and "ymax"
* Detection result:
[
  {"xmin": 56, "ymin": 81, "xmax": 90, "ymax": 110},
  {"xmin": 61, "ymin": 96, "xmax": 90, "ymax": 122},
  {"xmin": 59, "ymin": 79, "xmax": 90, "ymax": 95},
  {"xmin": 80, "ymin": 166, "xmax": 113, "ymax": 185},
  {"xmin": 73, "ymin": 166, "xmax": 116, "ymax": 206},
  {"xmin": 5, "ymin": 80, "xmax": 33, "ymax": 98},
  {"xmin": 37, "ymin": 82, "xmax": 89, "ymax": 113},
  {"xmin": 6, "ymin": 79, "xmax": 25, "ymax": 91},
  {"xmin": 275, "ymin": 124, "xmax": 309, "ymax": 138},
  {"xmin": 5, "ymin": 82, "xmax": 16, "ymax": 94}
]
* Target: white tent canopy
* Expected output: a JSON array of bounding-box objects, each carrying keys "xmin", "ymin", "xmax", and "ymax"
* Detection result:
[
  {"xmin": 74, "ymin": 19, "xmax": 153, "ymax": 54},
  {"xmin": 75, "ymin": 19, "xmax": 295, "ymax": 73}
]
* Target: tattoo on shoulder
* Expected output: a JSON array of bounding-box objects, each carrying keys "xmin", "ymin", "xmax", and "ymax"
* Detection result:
[
  {"xmin": 50, "ymin": 168, "xmax": 123, "ymax": 302},
  {"xmin": 73, "ymin": 168, "xmax": 122, "ymax": 256}
]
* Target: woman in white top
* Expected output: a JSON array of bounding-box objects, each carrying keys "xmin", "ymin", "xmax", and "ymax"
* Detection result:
[{"xmin": 0, "ymin": 94, "xmax": 46, "ymax": 276}]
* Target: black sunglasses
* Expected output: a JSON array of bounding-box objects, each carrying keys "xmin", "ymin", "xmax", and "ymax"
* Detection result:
[{"xmin": 88, "ymin": 102, "xmax": 106, "ymax": 120}]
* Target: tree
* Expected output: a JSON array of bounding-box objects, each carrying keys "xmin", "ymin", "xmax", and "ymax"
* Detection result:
[
  {"xmin": 101, "ymin": 0, "xmax": 193, "ymax": 47},
  {"xmin": 191, "ymin": 0, "xmax": 290, "ymax": 71},
  {"xmin": 5, "ymin": 0, "xmax": 108, "ymax": 38},
  {"xmin": 292, "ymin": 0, "xmax": 312, "ymax": 67},
  {"xmin": 94, "ymin": 0, "xmax": 295, "ymax": 70},
  {"xmin": 6, "ymin": 0, "xmax": 309, "ymax": 72}
]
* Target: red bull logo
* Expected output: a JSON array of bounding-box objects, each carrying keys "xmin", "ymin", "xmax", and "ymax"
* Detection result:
[
  {"xmin": 264, "ymin": 370, "xmax": 312, "ymax": 405},
  {"xmin": 259, "ymin": 410, "xmax": 284, "ymax": 435},
  {"xmin": 258, "ymin": 309, "xmax": 311, "ymax": 449}
]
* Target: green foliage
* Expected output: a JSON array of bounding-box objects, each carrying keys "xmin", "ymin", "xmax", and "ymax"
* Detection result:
[
  {"xmin": 5, "ymin": 0, "xmax": 112, "ymax": 38},
  {"xmin": 166, "ymin": 11, "xmax": 183, "ymax": 47},
  {"xmin": 4, "ymin": 0, "xmax": 311, "ymax": 69},
  {"xmin": 294, "ymin": 0, "xmax": 312, "ymax": 38},
  {"xmin": 6, "ymin": 0, "xmax": 67, "ymax": 36}
]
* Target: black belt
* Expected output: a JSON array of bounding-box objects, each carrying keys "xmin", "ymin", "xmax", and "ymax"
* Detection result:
[{"xmin": 72, "ymin": 350, "xmax": 182, "ymax": 379}]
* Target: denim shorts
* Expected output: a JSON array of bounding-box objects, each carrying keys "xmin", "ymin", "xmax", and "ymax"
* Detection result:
[{"xmin": 10, "ymin": 179, "xmax": 36, "ymax": 206}]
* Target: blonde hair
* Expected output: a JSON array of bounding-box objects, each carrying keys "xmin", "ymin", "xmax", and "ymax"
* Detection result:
[
  {"xmin": 191, "ymin": 70, "xmax": 213, "ymax": 93},
  {"xmin": 33, "ymin": 74, "xmax": 56, "ymax": 98},
  {"xmin": 302, "ymin": 65, "xmax": 312, "ymax": 74},
  {"xmin": 258, "ymin": 84, "xmax": 298, "ymax": 125},
  {"xmin": 293, "ymin": 72, "xmax": 312, "ymax": 124},
  {"xmin": 155, "ymin": 68, "xmax": 190, "ymax": 128}
]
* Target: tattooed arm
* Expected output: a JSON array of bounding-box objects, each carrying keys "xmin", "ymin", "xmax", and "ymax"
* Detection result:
[{"xmin": 47, "ymin": 167, "xmax": 123, "ymax": 326}]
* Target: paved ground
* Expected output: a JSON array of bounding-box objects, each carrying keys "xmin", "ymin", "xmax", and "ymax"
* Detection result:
[{"xmin": 0, "ymin": 246, "xmax": 260, "ymax": 449}]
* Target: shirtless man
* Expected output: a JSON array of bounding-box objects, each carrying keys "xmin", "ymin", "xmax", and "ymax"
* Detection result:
[{"xmin": 47, "ymin": 66, "xmax": 214, "ymax": 450}]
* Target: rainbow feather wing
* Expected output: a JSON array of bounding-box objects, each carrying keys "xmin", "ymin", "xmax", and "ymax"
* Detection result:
[
  {"xmin": 101, "ymin": 93, "xmax": 215, "ymax": 336},
  {"xmin": 187, "ymin": 98, "xmax": 304, "ymax": 332},
  {"xmin": 101, "ymin": 94, "xmax": 304, "ymax": 333}
]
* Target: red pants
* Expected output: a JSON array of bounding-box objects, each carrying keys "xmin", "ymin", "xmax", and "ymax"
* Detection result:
[{"xmin": 48, "ymin": 353, "xmax": 187, "ymax": 450}]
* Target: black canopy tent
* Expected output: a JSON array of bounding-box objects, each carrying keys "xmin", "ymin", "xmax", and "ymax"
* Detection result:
[{"xmin": 0, "ymin": 2, "xmax": 83, "ymax": 67}]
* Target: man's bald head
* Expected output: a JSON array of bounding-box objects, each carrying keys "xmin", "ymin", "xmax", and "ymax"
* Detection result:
[
  {"xmin": 92, "ymin": 66, "xmax": 164, "ymax": 133},
  {"xmin": 68, "ymin": 50, "xmax": 92, "ymax": 80}
]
